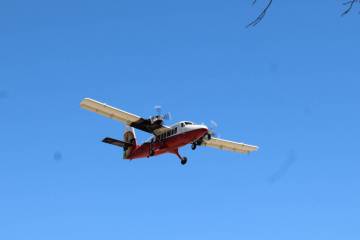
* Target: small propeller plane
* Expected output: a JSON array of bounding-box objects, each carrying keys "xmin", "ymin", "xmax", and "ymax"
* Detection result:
[{"xmin": 80, "ymin": 98, "xmax": 258, "ymax": 165}]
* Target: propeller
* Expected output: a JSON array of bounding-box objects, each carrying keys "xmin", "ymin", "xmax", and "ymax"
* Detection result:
[
  {"xmin": 154, "ymin": 105, "xmax": 162, "ymax": 115},
  {"xmin": 208, "ymin": 120, "xmax": 219, "ymax": 138},
  {"xmin": 152, "ymin": 105, "xmax": 172, "ymax": 123}
]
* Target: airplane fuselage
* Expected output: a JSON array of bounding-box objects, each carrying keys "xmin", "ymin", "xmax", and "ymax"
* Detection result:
[{"xmin": 127, "ymin": 122, "xmax": 208, "ymax": 160}]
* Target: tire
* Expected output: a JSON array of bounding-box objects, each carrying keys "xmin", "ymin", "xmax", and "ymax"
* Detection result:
[
  {"xmin": 191, "ymin": 143, "xmax": 196, "ymax": 150},
  {"xmin": 181, "ymin": 157, "xmax": 188, "ymax": 165}
]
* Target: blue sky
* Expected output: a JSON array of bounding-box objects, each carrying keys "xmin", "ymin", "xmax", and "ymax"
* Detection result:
[{"xmin": 1, "ymin": 0, "xmax": 359, "ymax": 239}]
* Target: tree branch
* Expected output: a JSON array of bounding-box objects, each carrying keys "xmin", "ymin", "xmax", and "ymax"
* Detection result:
[
  {"xmin": 342, "ymin": 0, "xmax": 359, "ymax": 16},
  {"xmin": 247, "ymin": 0, "xmax": 273, "ymax": 27},
  {"xmin": 245, "ymin": 1, "xmax": 358, "ymax": 28}
]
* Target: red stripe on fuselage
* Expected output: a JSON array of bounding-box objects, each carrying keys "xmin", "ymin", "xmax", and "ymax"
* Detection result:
[{"xmin": 127, "ymin": 128, "xmax": 207, "ymax": 160}]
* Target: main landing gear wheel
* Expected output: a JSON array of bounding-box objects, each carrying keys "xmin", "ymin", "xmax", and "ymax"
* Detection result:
[
  {"xmin": 181, "ymin": 157, "xmax": 188, "ymax": 165},
  {"xmin": 174, "ymin": 149, "xmax": 188, "ymax": 165},
  {"xmin": 191, "ymin": 143, "xmax": 197, "ymax": 150}
]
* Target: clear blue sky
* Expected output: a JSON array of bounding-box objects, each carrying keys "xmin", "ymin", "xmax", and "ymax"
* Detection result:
[{"xmin": 1, "ymin": 1, "xmax": 359, "ymax": 239}]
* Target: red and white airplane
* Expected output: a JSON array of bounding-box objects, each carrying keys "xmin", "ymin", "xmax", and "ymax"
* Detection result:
[{"xmin": 80, "ymin": 98, "xmax": 258, "ymax": 165}]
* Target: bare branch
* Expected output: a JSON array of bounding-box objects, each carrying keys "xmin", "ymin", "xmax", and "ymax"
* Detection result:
[
  {"xmin": 247, "ymin": 0, "xmax": 273, "ymax": 28},
  {"xmin": 342, "ymin": 0, "xmax": 359, "ymax": 16},
  {"xmin": 246, "ymin": 0, "xmax": 358, "ymax": 28}
]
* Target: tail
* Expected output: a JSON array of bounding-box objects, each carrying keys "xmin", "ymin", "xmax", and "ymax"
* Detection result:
[
  {"xmin": 123, "ymin": 127, "xmax": 137, "ymax": 159},
  {"xmin": 102, "ymin": 127, "xmax": 137, "ymax": 159}
]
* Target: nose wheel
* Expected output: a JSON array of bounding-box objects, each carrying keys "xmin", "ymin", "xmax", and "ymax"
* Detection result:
[
  {"xmin": 191, "ymin": 143, "xmax": 197, "ymax": 150},
  {"xmin": 192, "ymin": 139, "xmax": 204, "ymax": 150}
]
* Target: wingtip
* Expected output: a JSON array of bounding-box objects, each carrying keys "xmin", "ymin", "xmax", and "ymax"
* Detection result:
[
  {"xmin": 80, "ymin": 97, "xmax": 97, "ymax": 107},
  {"xmin": 80, "ymin": 98, "xmax": 96, "ymax": 110},
  {"xmin": 80, "ymin": 98, "xmax": 87, "ymax": 107},
  {"xmin": 81, "ymin": 97, "xmax": 92, "ymax": 103}
]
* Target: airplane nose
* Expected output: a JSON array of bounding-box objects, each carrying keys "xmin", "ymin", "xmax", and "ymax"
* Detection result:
[
  {"xmin": 196, "ymin": 124, "xmax": 206, "ymax": 130},
  {"xmin": 192, "ymin": 125, "xmax": 208, "ymax": 136},
  {"xmin": 200, "ymin": 124, "xmax": 208, "ymax": 130},
  {"xmin": 200, "ymin": 125, "xmax": 208, "ymax": 134}
]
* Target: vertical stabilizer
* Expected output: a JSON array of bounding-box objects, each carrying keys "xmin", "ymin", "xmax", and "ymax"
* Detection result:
[{"xmin": 123, "ymin": 127, "xmax": 137, "ymax": 159}]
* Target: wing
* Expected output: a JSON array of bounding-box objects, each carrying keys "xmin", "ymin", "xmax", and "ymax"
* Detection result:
[
  {"xmin": 81, "ymin": 98, "xmax": 140, "ymax": 124},
  {"xmin": 202, "ymin": 137, "xmax": 259, "ymax": 154},
  {"xmin": 80, "ymin": 98, "xmax": 170, "ymax": 135}
]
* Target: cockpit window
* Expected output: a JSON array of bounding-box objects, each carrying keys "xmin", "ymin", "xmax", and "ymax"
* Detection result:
[{"xmin": 184, "ymin": 122, "xmax": 193, "ymax": 125}]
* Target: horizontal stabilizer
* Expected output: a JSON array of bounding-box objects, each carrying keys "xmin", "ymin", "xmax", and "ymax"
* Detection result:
[{"xmin": 102, "ymin": 137, "xmax": 132, "ymax": 148}]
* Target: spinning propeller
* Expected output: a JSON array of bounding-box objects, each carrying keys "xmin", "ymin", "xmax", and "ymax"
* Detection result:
[
  {"xmin": 208, "ymin": 120, "xmax": 219, "ymax": 138},
  {"xmin": 151, "ymin": 105, "xmax": 172, "ymax": 124},
  {"xmin": 201, "ymin": 120, "xmax": 219, "ymax": 138}
]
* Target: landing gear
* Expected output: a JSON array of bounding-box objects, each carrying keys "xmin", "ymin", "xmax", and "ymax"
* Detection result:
[
  {"xmin": 149, "ymin": 142, "xmax": 155, "ymax": 157},
  {"xmin": 191, "ymin": 143, "xmax": 197, "ymax": 150},
  {"xmin": 206, "ymin": 134, "xmax": 212, "ymax": 140},
  {"xmin": 173, "ymin": 149, "xmax": 188, "ymax": 165},
  {"xmin": 181, "ymin": 157, "xmax": 188, "ymax": 165},
  {"xmin": 192, "ymin": 139, "xmax": 204, "ymax": 150},
  {"xmin": 150, "ymin": 149, "xmax": 155, "ymax": 156}
]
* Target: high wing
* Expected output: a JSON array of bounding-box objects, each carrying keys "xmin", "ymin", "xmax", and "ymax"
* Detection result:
[
  {"xmin": 202, "ymin": 137, "xmax": 258, "ymax": 154},
  {"xmin": 80, "ymin": 98, "xmax": 170, "ymax": 135}
]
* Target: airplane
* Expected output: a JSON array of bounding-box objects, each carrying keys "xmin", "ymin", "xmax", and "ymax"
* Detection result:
[{"xmin": 80, "ymin": 98, "xmax": 259, "ymax": 165}]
